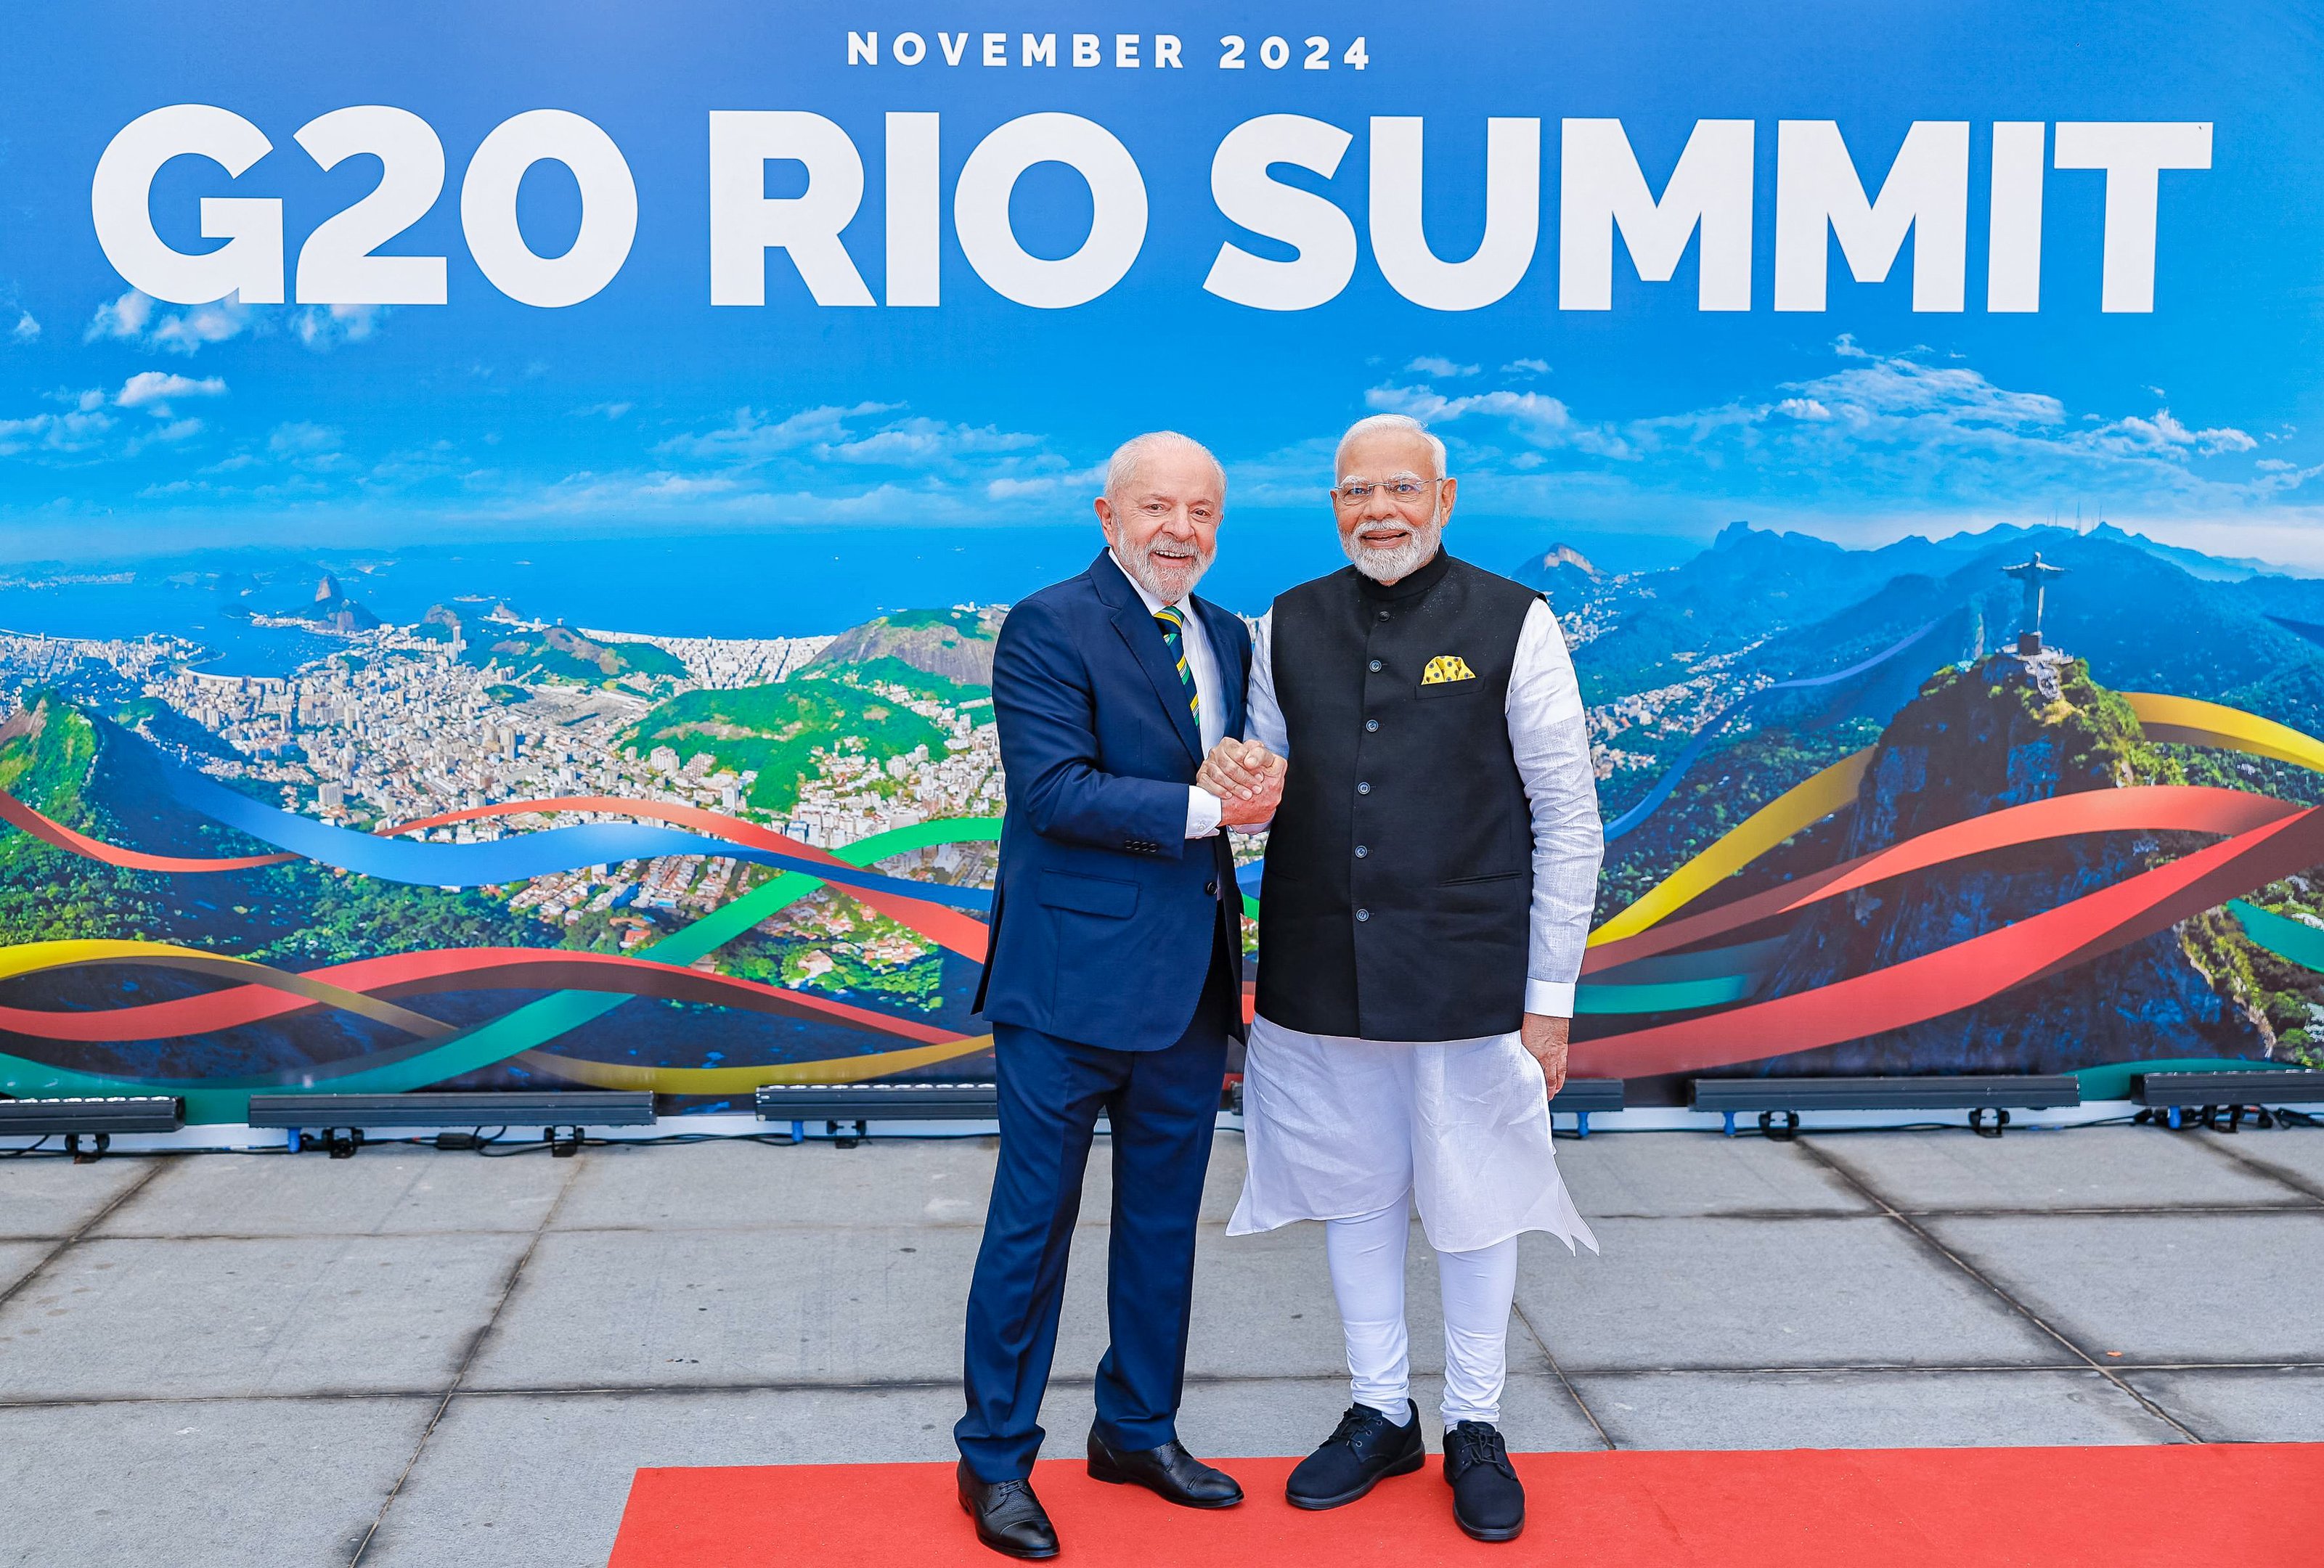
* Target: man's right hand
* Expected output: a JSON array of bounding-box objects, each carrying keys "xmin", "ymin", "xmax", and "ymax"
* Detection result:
[{"xmin": 1199, "ymin": 739, "xmax": 1284, "ymax": 827}]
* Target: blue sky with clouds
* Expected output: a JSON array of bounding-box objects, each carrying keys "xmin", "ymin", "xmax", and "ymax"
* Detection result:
[{"xmin": 2, "ymin": 0, "xmax": 2320, "ymax": 568}]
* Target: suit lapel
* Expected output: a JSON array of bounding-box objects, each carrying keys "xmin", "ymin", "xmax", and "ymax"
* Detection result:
[{"xmin": 1091, "ymin": 551, "xmax": 1203, "ymax": 763}]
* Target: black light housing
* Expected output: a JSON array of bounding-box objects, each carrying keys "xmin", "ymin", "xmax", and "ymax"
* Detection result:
[{"xmin": 246, "ymin": 1090, "xmax": 656, "ymax": 1158}]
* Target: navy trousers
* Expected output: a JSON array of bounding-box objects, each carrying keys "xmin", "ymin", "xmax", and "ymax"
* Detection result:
[{"xmin": 955, "ymin": 939, "xmax": 1234, "ymax": 1482}]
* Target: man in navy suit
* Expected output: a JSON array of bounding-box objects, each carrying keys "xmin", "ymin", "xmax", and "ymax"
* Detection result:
[{"xmin": 955, "ymin": 432, "xmax": 1278, "ymax": 1559}]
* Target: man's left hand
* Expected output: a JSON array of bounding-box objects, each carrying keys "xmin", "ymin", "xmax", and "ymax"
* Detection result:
[{"xmin": 1520, "ymin": 1013, "xmax": 1570, "ymax": 1100}]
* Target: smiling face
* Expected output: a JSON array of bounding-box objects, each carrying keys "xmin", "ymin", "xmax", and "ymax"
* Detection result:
[
  {"xmin": 1333, "ymin": 425, "xmax": 1456, "ymax": 584},
  {"xmin": 1095, "ymin": 437, "xmax": 1224, "ymax": 603}
]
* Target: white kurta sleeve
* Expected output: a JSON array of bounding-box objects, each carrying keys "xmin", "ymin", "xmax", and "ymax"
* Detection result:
[
  {"xmin": 1505, "ymin": 599, "xmax": 1603, "ymax": 1018},
  {"xmin": 1226, "ymin": 608, "xmax": 1287, "ymax": 835},
  {"xmin": 1244, "ymin": 608, "xmax": 1289, "ymax": 758}
]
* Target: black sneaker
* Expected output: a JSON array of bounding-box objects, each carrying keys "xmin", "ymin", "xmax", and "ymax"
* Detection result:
[
  {"xmin": 1443, "ymin": 1421, "xmax": 1525, "ymax": 1542},
  {"xmin": 1284, "ymin": 1400, "xmax": 1425, "ymax": 1510}
]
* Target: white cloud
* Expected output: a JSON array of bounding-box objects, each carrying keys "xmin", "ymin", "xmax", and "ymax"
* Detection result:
[
  {"xmin": 1355, "ymin": 341, "xmax": 2308, "ymax": 545},
  {"xmin": 125, "ymin": 417, "xmax": 205, "ymax": 454},
  {"xmin": 1406, "ymin": 355, "xmax": 1480, "ymax": 378},
  {"xmin": 820, "ymin": 417, "xmax": 1041, "ymax": 466},
  {"xmin": 0, "ymin": 407, "xmax": 115, "ymax": 457},
  {"xmin": 1503, "ymin": 357, "xmax": 1549, "ymax": 376},
  {"xmin": 115, "ymin": 371, "xmax": 227, "ymax": 415},
  {"xmin": 86, "ymin": 289, "xmax": 264, "ymax": 356},
  {"xmin": 574, "ymin": 401, "xmax": 634, "ymax": 420},
  {"xmin": 1367, "ymin": 383, "xmax": 1636, "ymax": 460},
  {"xmin": 292, "ymin": 303, "xmax": 386, "ymax": 351},
  {"xmin": 266, "ymin": 420, "xmax": 347, "ymax": 470},
  {"xmin": 656, "ymin": 402, "xmax": 899, "ymax": 464},
  {"xmin": 10, "ymin": 313, "xmax": 38, "ymax": 343},
  {"xmin": 83, "ymin": 291, "xmax": 390, "ymax": 356}
]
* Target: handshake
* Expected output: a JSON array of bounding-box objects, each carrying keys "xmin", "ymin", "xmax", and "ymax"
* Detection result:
[{"xmin": 1198, "ymin": 738, "xmax": 1286, "ymax": 828}]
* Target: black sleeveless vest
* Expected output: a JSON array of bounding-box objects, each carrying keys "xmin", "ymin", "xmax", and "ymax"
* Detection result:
[{"xmin": 1257, "ymin": 551, "xmax": 1540, "ymax": 1042}]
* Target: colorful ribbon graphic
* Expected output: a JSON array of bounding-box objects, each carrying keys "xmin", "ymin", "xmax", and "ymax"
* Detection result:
[{"xmin": 10, "ymin": 687, "xmax": 2324, "ymax": 1118}]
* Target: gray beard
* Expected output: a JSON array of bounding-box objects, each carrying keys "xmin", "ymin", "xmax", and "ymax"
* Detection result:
[
  {"xmin": 1345, "ymin": 513, "xmax": 1443, "ymax": 583},
  {"xmin": 1117, "ymin": 541, "xmax": 1212, "ymax": 602}
]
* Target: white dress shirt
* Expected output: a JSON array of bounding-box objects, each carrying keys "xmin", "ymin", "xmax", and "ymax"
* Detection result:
[
  {"xmin": 1108, "ymin": 551, "xmax": 1228, "ymax": 840},
  {"xmin": 1241, "ymin": 596, "xmax": 1603, "ymax": 1018}
]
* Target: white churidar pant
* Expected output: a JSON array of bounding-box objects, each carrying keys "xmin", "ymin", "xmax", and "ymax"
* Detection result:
[
  {"xmin": 1326, "ymin": 1201, "xmax": 1521, "ymax": 1425},
  {"xmin": 1228, "ymin": 1015, "xmax": 1600, "ymax": 1425}
]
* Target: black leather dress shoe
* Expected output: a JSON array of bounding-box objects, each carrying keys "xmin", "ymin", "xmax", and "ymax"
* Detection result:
[
  {"xmin": 956, "ymin": 1459, "xmax": 1060, "ymax": 1559},
  {"xmin": 1284, "ymin": 1400, "xmax": 1426, "ymax": 1509},
  {"xmin": 1087, "ymin": 1431, "xmax": 1245, "ymax": 1508},
  {"xmin": 1443, "ymin": 1421, "xmax": 1525, "ymax": 1542}
]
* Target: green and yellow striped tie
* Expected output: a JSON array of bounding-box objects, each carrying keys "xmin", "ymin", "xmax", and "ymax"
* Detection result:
[{"xmin": 1153, "ymin": 605, "xmax": 1200, "ymax": 722}]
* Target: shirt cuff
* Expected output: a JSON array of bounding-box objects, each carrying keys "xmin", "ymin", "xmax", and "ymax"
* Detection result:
[
  {"xmin": 1525, "ymin": 978, "xmax": 1574, "ymax": 1018},
  {"xmin": 1185, "ymin": 785, "xmax": 1223, "ymax": 838}
]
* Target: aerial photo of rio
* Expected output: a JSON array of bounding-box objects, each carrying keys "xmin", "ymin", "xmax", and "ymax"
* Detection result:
[{"xmin": 12, "ymin": 505, "xmax": 2324, "ymax": 1119}]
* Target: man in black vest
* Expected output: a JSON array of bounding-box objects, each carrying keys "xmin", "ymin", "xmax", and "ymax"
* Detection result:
[{"xmin": 1203, "ymin": 412, "xmax": 1602, "ymax": 1544}]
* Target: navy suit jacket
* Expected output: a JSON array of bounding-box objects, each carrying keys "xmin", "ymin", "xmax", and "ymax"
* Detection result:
[{"xmin": 973, "ymin": 550, "xmax": 1252, "ymax": 1052}]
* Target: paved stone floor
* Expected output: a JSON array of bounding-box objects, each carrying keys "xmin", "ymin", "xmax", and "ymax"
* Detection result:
[{"xmin": 3, "ymin": 1122, "xmax": 2321, "ymax": 1566}]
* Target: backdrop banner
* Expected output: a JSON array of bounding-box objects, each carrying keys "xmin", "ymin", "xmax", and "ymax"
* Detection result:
[{"xmin": 3, "ymin": 2, "xmax": 2321, "ymax": 1119}]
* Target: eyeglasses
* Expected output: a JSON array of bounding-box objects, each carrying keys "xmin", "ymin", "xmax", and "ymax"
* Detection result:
[{"xmin": 1333, "ymin": 478, "xmax": 1442, "ymax": 507}]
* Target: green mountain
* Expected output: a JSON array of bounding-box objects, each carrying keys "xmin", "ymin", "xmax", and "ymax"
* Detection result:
[
  {"xmin": 619, "ymin": 674, "xmax": 949, "ymax": 814},
  {"xmin": 462, "ymin": 623, "xmax": 686, "ymax": 687},
  {"xmin": 806, "ymin": 607, "xmax": 998, "ymax": 687}
]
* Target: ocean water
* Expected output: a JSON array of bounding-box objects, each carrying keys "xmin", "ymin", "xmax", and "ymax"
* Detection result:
[{"xmin": 0, "ymin": 519, "xmax": 1693, "ymax": 672}]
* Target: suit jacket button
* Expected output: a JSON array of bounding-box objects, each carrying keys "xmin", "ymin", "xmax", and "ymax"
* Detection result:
[
  {"xmin": 1355, "ymin": 845, "xmax": 1368, "ymax": 858},
  {"xmin": 1365, "ymin": 719, "xmax": 1379, "ymax": 732},
  {"xmin": 1357, "ymin": 781, "xmax": 1371, "ymax": 795},
  {"xmin": 1205, "ymin": 879, "xmax": 1219, "ymax": 896},
  {"xmin": 1355, "ymin": 908, "xmax": 1371, "ymax": 922}
]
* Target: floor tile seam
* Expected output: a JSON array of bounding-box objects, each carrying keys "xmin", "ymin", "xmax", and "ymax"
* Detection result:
[
  {"xmin": 1554, "ymin": 1360, "xmax": 2308, "ymax": 1378},
  {"xmin": 0, "ymin": 1161, "xmax": 168, "ymax": 1316},
  {"xmin": 440, "ymin": 1371, "xmax": 1484, "ymax": 1399},
  {"xmin": 13, "ymin": 1360, "xmax": 2318, "ymax": 1412},
  {"xmin": 76, "ymin": 1228, "xmax": 555, "ymax": 1244},
  {"xmin": 346, "ymin": 1151, "xmax": 587, "ymax": 1568},
  {"xmin": 1889, "ymin": 1203, "xmax": 2324, "ymax": 1218},
  {"xmin": 1793, "ymin": 1138, "xmax": 2206, "ymax": 1443},
  {"xmin": 71, "ymin": 1210, "xmax": 2301, "ymax": 1241},
  {"xmin": 1504, "ymin": 1286, "xmax": 1616, "ymax": 1450},
  {"xmin": 2180, "ymin": 1136, "xmax": 2324, "ymax": 1205},
  {"xmin": 0, "ymin": 1389, "xmax": 447, "ymax": 1412}
]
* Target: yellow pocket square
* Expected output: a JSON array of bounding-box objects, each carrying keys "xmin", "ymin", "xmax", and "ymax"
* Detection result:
[{"xmin": 1421, "ymin": 656, "xmax": 1477, "ymax": 685}]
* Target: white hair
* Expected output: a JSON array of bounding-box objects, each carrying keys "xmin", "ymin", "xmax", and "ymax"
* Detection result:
[
  {"xmin": 1335, "ymin": 412, "xmax": 1448, "ymax": 478},
  {"xmin": 1103, "ymin": 430, "xmax": 1226, "ymax": 505}
]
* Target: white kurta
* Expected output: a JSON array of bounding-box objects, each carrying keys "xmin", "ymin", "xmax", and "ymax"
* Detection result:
[{"xmin": 1226, "ymin": 592, "xmax": 1603, "ymax": 1256}]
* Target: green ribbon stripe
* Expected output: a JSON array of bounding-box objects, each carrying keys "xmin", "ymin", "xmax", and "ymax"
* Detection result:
[{"xmin": 1, "ymin": 817, "xmax": 1001, "ymax": 1123}]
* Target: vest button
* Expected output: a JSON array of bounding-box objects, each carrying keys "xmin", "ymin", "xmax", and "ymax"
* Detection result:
[
  {"xmin": 1368, "ymin": 659, "xmax": 1382, "ymax": 672},
  {"xmin": 1357, "ymin": 781, "xmax": 1371, "ymax": 795},
  {"xmin": 1204, "ymin": 879, "xmax": 1219, "ymax": 896},
  {"xmin": 1354, "ymin": 845, "xmax": 1368, "ymax": 858},
  {"xmin": 1377, "ymin": 609, "xmax": 1390, "ymax": 621},
  {"xmin": 1355, "ymin": 907, "xmax": 1371, "ymax": 922},
  {"xmin": 1364, "ymin": 719, "xmax": 1379, "ymax": 732}
]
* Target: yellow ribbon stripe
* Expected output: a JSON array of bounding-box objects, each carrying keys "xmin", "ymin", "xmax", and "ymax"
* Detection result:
[
  {"xmin": 2122, "ymin": 692, "xmax": 2324, "ymax": 774},
  {"xmin": 1589, "ymin": 748, "xmax": 1872, "ymax": 945},
  {"xmin": 0, "ymin": 939, "xmax": 450, "ymax": 1037},
  {"xmin": 517, "ymin": 1034, "xmax": 995, "ymax": 1093}
]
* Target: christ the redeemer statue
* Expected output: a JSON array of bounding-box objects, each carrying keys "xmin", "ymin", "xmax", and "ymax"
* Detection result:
[{"xmin": 2003, "ymin": 552, "xmax": 2068, "ymax": 654}]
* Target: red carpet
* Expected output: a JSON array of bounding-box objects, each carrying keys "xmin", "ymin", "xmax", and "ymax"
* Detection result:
[{"xmin": 608, "ymin": 1444, "xmax": 2324, "ymax": 1566}]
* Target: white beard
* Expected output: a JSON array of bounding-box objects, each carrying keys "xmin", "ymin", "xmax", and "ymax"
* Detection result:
[
  {"xmin": 1344, "ymin": 509, "xmax": 1444, "ymax": 583},
  {"xmin": 1116, "ymin": 538, "xmax": 1212, "ymax": 602}
]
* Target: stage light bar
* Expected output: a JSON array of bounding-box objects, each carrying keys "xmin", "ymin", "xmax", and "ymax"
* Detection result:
[
  {"xmin": 1547, "ymin": 1078, "xmax": 1625, "ymax": 1137},
  {"xmin": 0, "ymin": 1095, "xmax": 184, "ymax": 1160},
  {"xmin": 246, "ymin": 1090, "xmax": 656, "ymax": 1158},
  {"xmin": 2133, "ymin": 1069, "xmax": 2324, "ymax": 1130},
  {"xmin": 1690, "ymin": 1074, "xmax": 2082, "ymax": 1138}
]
